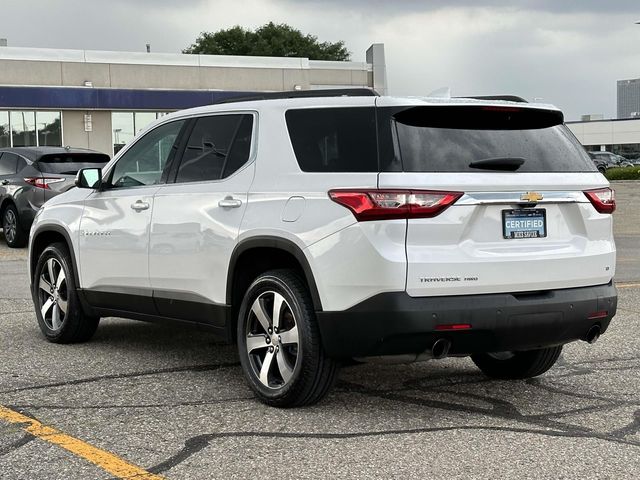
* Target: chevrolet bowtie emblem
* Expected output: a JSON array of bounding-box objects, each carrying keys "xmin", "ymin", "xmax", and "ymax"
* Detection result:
[{"xmin": 521, "ymin": 192, "xmax": 543, "ymax": 202}]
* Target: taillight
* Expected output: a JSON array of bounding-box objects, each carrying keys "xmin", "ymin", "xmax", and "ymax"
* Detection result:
[
  {"xmin": 328, "ymin": 189, "xmax": 463, "ymax": 221},
  {"xmin": 24, "ymin": 177, "xmax": 65, "ymax": 189},
  {"xmin": 584, "ymin": 187, "xmax": 615, "ymax": 214}
]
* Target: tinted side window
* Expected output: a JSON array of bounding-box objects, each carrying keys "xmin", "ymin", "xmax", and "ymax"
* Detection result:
[
  {"xmin": 222, "ymin": 115, "xmax": 253, "ymax": 179},
  {"xmin": 176, "ymin": 114, "xmax": 253, "ymax": 183},
  {"xmin": 0, "ymin": 152, "xmax": 18, "ymax": 175},
  {"xmin": 285, "ymin": 107, "xmax": 377, "ymax": 172},
  {"xmin": 110, "ymin": 120, "xmax": 184, "ymax": 189}
]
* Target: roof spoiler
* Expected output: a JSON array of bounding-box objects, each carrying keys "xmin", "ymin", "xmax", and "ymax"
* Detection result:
[
  {"xmin": 456, "ymin": 95, "xmax": 529, "ymax": 103},
  {"xmin": 213, "ymin": 88, "xmax": 379, "ymax": 105}
]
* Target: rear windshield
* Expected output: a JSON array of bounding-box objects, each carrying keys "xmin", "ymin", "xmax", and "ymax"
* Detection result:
[
  {"xmin": 383, "ymin": 106, "xmax": 596, "ymax": 173},
  {"xmin": 37, "ymin": 153, "xmax": 110, "ymax": 174}
]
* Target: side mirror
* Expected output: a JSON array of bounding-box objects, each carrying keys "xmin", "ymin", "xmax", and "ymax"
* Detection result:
[{"xmin": 75, "ymin": 168, "xmax": 102, "ymax": 189}]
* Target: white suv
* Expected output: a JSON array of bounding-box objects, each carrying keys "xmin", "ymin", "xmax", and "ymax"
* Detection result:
[{"xmin": 28, "ymin": 90, "xmax": 618, "ymax": 407}]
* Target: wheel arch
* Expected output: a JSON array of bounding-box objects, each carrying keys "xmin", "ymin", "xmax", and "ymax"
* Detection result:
[
  {"xmin": 227, "ymin": 236, "xmax": 323, "ymax": 314},
  {"xmin": 30, "ymin": 225, "xmax": 80, "ymax": 288},
  {"xmin": 0, "ymin": 197, "xmax": 16, "ymax": 217}
]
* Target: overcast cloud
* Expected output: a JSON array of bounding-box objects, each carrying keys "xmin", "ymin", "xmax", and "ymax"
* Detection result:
[{"xmin": 2, "ymin": 0, "xmax": 639, "ymax": 119}]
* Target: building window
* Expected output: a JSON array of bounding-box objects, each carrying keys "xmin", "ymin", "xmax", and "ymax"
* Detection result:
[
  {"xmin": 112, "ymin": 112, "xmax": 135, "ymax": 155},
  {"xmin": 11, "ymin": 111, "xmax": 37, "ymax": 147},
  {"xmin": 37, "ymin": 111, "xmax": 62, "ymax": 147},
  {"xmin": 0, "ymin": 112, "xmax": 9, "ymax": 148},
  {"xmin": 112, "ymin": 112, "xmax": 172, "ymax": 155},
  {"xmin": 135, "ymin": 112, "xmax": 157, "ymax": 134},
  {"xmin": 0, "ymin": 111, "xmax": 62, "ymax": 147}
]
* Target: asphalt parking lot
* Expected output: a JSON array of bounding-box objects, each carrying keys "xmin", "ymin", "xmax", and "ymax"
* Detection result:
[{"xmin": 0, "ymin": 182, "xmax": 639, "ymax": 479}]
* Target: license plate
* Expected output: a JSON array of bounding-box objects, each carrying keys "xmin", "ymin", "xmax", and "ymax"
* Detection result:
[{"xmin": 502, "ymin": 209, "xmax": 546, "ymax": 239}]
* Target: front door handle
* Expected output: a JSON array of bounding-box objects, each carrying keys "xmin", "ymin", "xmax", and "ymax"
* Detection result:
[
  {"xmin": 131, "ymin": 200, "xmax": 150, "ymax": 211},
  {"xmin": 218, "ymin": 196, "xmax": 242, "ymax": 208}
]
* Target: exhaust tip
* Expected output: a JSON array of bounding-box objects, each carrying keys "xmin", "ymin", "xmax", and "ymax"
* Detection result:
[
  {"xmin": 431, "ymin": 338, "xmax": 451, "ymax": 359},
  {"xmin": 585, "ymin": 324, "xmax": 601, "ymax": 344}
]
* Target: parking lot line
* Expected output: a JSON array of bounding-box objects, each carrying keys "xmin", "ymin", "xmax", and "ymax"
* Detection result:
[
  {"xmin": 0, "ymin": 405, "xmax": 164, "ymax": 480},
  {"xmin": 615, "ymin": 282, "xmax": 640, "ymax": 289}
]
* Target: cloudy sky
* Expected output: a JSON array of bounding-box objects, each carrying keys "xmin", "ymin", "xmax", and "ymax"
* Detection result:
[{"xmin": 3, "ymin": 0, "xmax": 640, "ymax": 120}]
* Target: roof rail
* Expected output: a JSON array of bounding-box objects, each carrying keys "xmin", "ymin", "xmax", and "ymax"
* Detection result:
[
  {"xmin": 456, "ymin": 95, "xmax": 529, "ymax": 103},
  {"xmin": 214, "ymin": 88, "xmax": 379, "ymax": 105}
]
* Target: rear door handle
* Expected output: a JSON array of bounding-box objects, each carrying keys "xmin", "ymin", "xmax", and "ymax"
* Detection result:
[
  {"xmin": 218, "ymin": 196, "xmax": 242, "ymax": 208},
  {"xmin": 131, "ymin": 200, "xmax": 150, "ymax": 211}
]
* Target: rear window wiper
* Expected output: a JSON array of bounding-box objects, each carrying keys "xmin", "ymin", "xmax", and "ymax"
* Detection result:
[{"xmin": 469, "ymin": 157, "xmax": 525, "ymax": 171}]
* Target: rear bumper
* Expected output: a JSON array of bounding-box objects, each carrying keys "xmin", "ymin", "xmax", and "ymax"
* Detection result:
[{"xmin": 316, "ymin": 282, "xmax": 617, "ymax": 358}]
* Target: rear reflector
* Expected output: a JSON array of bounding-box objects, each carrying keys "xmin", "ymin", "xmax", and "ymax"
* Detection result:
[
  {"xmin": 587, "ymin": 311, "xmax": 608, "ymax": 320},
  {"xmin": 435, "ymin": 324, "xmax": 472, "ymax": 331},
  {"xmin": 24, "ymin": 177, "xmax": 65, "ymax": 189},
  {"xmin": 328, "ymin": 189, "xmax": 463, "ymax": 221},
  {"xmin": 584, "ymin": 187, "xmax": 615, "ymax": 214}
]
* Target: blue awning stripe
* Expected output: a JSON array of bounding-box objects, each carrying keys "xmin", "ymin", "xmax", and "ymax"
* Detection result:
[{"xmin": 0, "ymin": 86, "xmax": 254, "ymax": 110}]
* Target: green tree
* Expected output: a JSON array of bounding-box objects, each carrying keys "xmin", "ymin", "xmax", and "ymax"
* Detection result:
[{"xmin": 183, "ymin": 22, "xmax": 350, "ymax": 61}]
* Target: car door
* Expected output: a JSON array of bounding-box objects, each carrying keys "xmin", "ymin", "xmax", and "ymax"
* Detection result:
[
  {"xmin": 79, "ymin": 119, "xmax": 186, "ymax": 313},
  {"xmin": 0, "ymin": 152, "xmax": 16, "ymax": 196},
  {"xmin": 149, "ymin": 112, "xmax": 255, "ymax": 325}
]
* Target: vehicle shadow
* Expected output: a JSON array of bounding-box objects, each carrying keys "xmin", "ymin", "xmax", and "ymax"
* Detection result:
[{"xmin": 90, "ymin": 317, "xmax": 639, "ymax": 441}]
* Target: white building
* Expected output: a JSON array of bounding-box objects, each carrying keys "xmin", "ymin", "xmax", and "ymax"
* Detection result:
[
  {"xmin": 567, "ymin": 118, "xmax": 640, "ymax": 158},
  {"xmin": 0, "ymin": 44, "xmax": 387, "ymax": 156}
]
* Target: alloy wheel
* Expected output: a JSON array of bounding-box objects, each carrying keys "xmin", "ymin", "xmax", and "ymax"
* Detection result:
[
  {"xmin": 2, "ymin": 209, "xmax": 17, "ymax": 244},
  {"xmin": 245, "ymin": 291, "xmax": 300, "ymax": 389},
  {"xmin": 37, "ymin": 258, "xmax": 68, "ymax": 331}
]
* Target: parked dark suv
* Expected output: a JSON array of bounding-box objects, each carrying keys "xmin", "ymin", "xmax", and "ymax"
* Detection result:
[{"xmin": 0, "ymin": 147, "xmax": 109, "ymax": 247}]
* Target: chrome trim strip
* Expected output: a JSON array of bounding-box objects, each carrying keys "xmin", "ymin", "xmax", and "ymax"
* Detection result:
[{"xmin": 455, "ymin": 191, "xmax": 587, "ymax": 206}]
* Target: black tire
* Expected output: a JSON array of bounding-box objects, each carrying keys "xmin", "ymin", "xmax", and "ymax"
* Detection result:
[
  {"xmin": 2, "ymin": 203, "xmax": 27, "ymax": 248},
  {"xmin": 598, "ymin": 167, "xmax": 606, "ymax": 174},
  {"xmin": 237, "ymin": 269, "xmax": 339, "ymax": 407},
  {"xmin": 471, "ymin": 346, "xmax": 562, "ymax": 379},
  {"xmin": 32, "ymin": 242, "xmax": 100, "ymax": 343}
]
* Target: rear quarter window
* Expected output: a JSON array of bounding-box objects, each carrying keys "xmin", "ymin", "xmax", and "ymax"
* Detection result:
[
  {"xmin": 285, "ymin": 107, "xmax": 377, "ymax": 172},
  {"xmin": 0, "ymin": 152, "xmax": 18, "ymax": 175}
]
